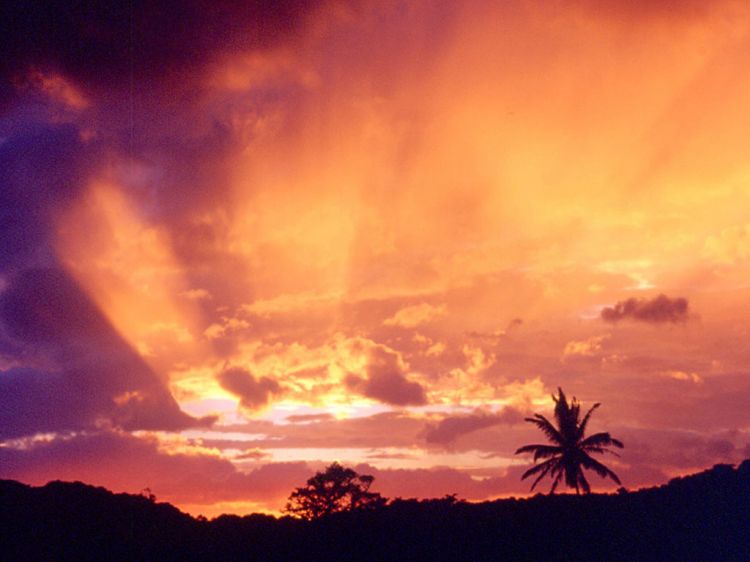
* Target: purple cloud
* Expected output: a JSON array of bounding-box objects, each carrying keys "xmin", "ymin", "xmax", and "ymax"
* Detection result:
[
  {"xmin": 217, "ymin": 366, "xmax": 281, "ymax": 411},
  {"xmin": 423, "ymin": 408, "xmax": 523, "ymax": 445},
  {"xmin": 601, "ymin": 294, "xmax": 689, "ymax": 324}
]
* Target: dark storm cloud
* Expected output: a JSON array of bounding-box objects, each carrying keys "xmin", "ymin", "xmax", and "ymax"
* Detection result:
[
  {"xmin": 1, "ymin": 0, "xmax": 327, "ymax": 109},
  {"xmin": 2, "ymin": 1, "xmax": 342, "ymax": 318},
  {"xmin": 0, "ymin": 267, "xmax": 113, "ymax": 348},
  {"xmin": 0, "ymin": 0, "xmax": 326, "ymax": 259},
  {"xmin": 0, "ymin": 0, "xmax": 321, "ymax": 439},
  {"xmin": 0, "ymin": 118, "xmax": 209, "ymax": 438},
  {"xmin": 2, "ymin": 0, "xmax": 347, "ymax": 349},
  {"xmin": 0, "ymin": 124, "xmax": 91, "ymax": 270},
  {"xmin": 0, "ymin": 268, "xmax": 212, "ymax": 438},
  {"xmin": 1, "ymin": 0, "xmax": 718, "ymax": 110},
  {"xmin": 601, "ymin": 294, "xmax": 689, "ymax": 324}
]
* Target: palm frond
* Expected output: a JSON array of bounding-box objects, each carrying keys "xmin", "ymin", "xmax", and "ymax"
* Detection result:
[
  {"xmin": 549, "ymin": 468, "xmax": 564, "ymax": 494},
  {"xmin": 581, "ymin": 452, "xmax": 622, "ymax": 485},
  {"xmin": 580, "ymin": 432, "xmax": 624, "ymax": 449},
  {"xmin": 525, "ymin": 414, "xmax": 564, "ymax": 445},
  {"xmin": 520, "ymin": 458, "xmax": 556, "ymax": 480},
  {"xmin": 577, "ymin": 402, "xmax": 600, "ymax": 440},
  {"xmin": 582, "ymin": 445, "xmax": 621, "ymax": 458},
  {"xmin": 530, "ymin": 460, "xmax": 559, "ymax": 491},
  {"xmin": 515, "ymin": 444, "xmax": 562, "ymax": 461},
  {"xmin": 515, "ymin": 444, "xmax": 545, "ymax": 455}
]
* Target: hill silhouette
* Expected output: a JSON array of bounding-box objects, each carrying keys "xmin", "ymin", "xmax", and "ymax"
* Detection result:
[{"xmin": 2, "ymin": 461, "xmax": 749, "ymax": 561}]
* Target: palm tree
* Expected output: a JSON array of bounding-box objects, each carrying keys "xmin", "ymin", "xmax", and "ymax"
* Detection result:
[{"xmin": 515, "ymin": 387, "xmax": 623, "ymax": 494}]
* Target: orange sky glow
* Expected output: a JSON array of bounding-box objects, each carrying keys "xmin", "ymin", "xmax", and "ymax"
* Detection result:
[{"xmin": 2, "ymin": 0, "xmax": 750, "ymax": 517}]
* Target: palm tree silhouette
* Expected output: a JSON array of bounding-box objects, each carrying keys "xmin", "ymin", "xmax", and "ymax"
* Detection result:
[{"xmin": 515, "ymin": 387, "xmax": 623, "ymax": 494}]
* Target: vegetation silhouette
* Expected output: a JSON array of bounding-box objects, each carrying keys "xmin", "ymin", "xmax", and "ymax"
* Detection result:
[
  {"xmin": 2, "ymin": 461, "xmax": 749, "ymax": 560},
  {"xmin": 284, "ymin": 462, "xmax": 387, "ymax": 520},
  {"xmin": 516, "ymin": 387, "xmax": 623, "ymax": 494}
]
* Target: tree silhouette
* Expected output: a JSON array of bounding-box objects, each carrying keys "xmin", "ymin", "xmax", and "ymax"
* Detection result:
[
  {"xmin": 284, "ymin": 462, "xmax": 387, "ymax": 520},
  {"xmin": 515, "ymin": 387, "xmax": 624, "ymax": 494}
]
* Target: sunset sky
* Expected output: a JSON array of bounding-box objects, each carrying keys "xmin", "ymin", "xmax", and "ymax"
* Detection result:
[{"xmin": 3, "ymin": 0, "xmax": 750, "ymax": 517}]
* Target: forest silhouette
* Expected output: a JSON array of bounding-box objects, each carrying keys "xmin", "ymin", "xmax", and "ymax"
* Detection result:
[{"xmin": 2, "ymin": 460, "xmax": 749, "ymax": 560}]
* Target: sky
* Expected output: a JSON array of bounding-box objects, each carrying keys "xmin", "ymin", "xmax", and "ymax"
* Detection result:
[{"xmin": 2, "ymin": 0, "xmax": 750, "ymax": 517}]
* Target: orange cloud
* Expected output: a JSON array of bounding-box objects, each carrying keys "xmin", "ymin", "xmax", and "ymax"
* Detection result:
[
  {"xmin": 562, "ymin": 335, "xmax": 610, "ymax": 361},
  {"xmin": 56, "ymin": 182, "xmax": 207, "ymax": 372},
  {"xmin": 660, "ymin": 370, "xmax": 703, "ymax": 384},
  {"xmin": 383, "ymin": 303, "xmax": 446, "ymax": 328}
]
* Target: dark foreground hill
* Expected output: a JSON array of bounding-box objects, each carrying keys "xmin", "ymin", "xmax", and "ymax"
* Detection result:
[{"xmin": 2, "ymin": 461, "xmax": 749, "ymax": 561}]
